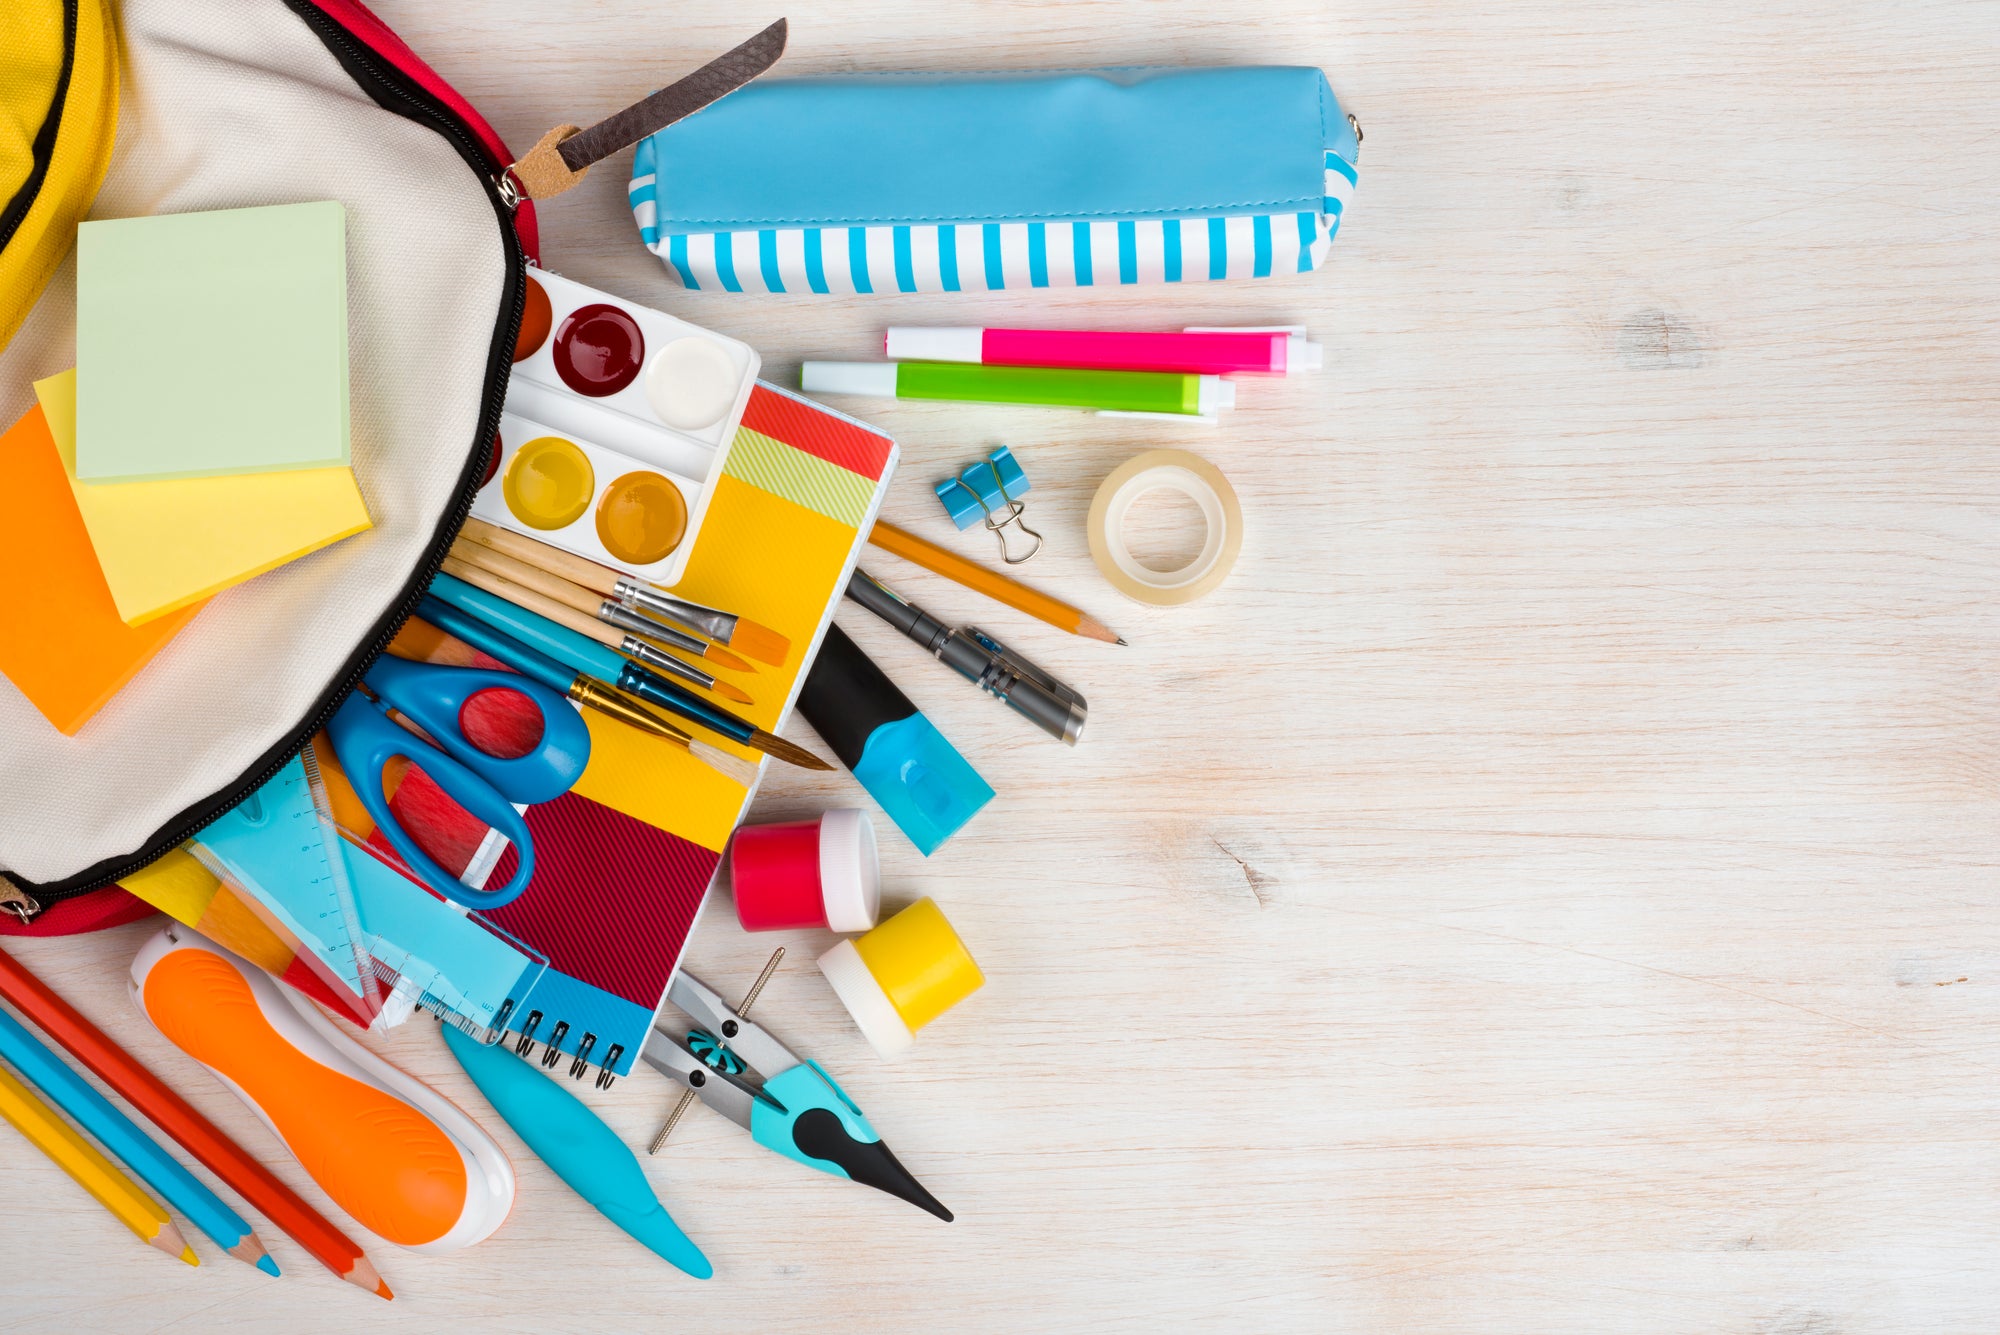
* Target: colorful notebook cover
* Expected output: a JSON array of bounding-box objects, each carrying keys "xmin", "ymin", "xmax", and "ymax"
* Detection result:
[
  {"xmin": 0, "ymin": 403, "xmax": 204, "ymax": 734},
  {"xmin": 344, "ymin": 381, "xmax": 895, "ymax": 1078},
  {"xmin": 33, "ymin": 369, "xmax": 372, "ymax": 625},
  {"xmin": 75, "ymin": 202, "xmax": 350, "ymax": 482}
]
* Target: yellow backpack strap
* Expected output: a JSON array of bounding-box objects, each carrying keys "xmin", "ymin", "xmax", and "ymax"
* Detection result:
[{"xmin": 0, "ymin": 0, "xmax": 118, "ymax": 353}]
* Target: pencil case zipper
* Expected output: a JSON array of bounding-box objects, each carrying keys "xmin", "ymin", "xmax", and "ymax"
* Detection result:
[{"xmin": 3, "ymin": 0, "xmax": 528, "ymax": 922}]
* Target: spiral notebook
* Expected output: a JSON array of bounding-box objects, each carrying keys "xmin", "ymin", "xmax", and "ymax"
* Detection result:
[{"xmin": 368, "ymin": 381, "xmax": 897, "ymax": 1081}]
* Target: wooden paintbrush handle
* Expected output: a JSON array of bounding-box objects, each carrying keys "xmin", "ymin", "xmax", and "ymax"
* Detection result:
[
  {"xmin": 450, "ymin": 540, "xmax": 602, "ymax": 621},
  {"xmin": 437, "ymin": 557, "xmax": 624, "ymax": 653},
  {"xmin": 460, "ymin": 519, "xmax": 621, "ymax": 597}
]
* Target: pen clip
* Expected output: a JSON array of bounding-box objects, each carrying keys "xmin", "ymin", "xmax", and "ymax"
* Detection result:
[{"xmin": 964, "ymin": 628, "xmax": 1084, "ymax": 710}]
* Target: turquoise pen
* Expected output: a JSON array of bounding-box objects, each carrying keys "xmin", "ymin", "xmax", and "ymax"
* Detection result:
[
  {"xmin": 440, "ymin": 1024, "xmax": 710, "ymax": 1278},
  {"xmin": 0, "ymin": 1006, "xmax": 277, "ymax": 1274},
  {"xmin": 799, "ymin": 359, "xmax": 1235, "ymax": 419}
]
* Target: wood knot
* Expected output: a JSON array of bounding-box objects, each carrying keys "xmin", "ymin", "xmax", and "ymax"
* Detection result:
[{"xmin": 1617, "ymin": 308, "xmax": 1703, "ymax": 369}]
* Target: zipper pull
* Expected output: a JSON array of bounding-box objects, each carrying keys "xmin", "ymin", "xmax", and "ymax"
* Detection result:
[
  {"xmin": 500, "ymin": 19, "xmax": 786, "ymax": 203},
  {"xmin": 0, "ymin": 877, "xmax": 42, "ymax": 924}
]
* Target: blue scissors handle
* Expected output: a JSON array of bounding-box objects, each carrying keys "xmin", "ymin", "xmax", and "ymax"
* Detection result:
[
  {"xmin": 362, "ymin": 654, "xmax": 589, "ymax": 805},
  {"xmin": 327, "ymin": 657, "xmax": 590, "ymax": 912}
]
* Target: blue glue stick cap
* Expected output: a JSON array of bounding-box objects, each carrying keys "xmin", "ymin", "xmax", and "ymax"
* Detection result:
[
  {"xmin": 798, "ymin": 625, "xmax": 994, "ymax": 855},
  {"xmin": 853, "ymin": 713, "xmax": 993, "ymax": 855}
]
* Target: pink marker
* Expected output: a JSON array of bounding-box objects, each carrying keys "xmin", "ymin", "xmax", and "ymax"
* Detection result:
[{"xmin": 883, "ymin": 325, "xmax": 1322, "ymax": 377}]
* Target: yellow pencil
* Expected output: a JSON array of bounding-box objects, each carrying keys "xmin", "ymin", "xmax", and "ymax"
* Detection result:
[
  {"xmin": 0, "ymin": 1064, "xmax": 197, "ymax": 1265},
  {"xmin": 869, "ymin": 520, "xmax": 1126, "ymax": 644}
]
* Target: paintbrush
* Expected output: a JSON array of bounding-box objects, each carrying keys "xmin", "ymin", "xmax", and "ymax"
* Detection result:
[
  {"xmin": 450, "ymin": 530, "xmax": 752, "ymax": 674},
  {"xmin": 432, "ymin": 565, "xmax": 830, "ymax": 773},
  {"xmin": 461, "ymin": 519, "xmax": 791, "ymax": 666},
  {"xmin": 415, "ymin": 599, "xmax": 760, "ymax": 787},
  {"xmin": 444, "ymin": 547, "xmax": 752, "ymax": 706}
]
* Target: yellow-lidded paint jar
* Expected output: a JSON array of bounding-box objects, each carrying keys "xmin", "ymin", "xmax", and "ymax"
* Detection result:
[{"xmin": 817, "ymin": 898, "xmax": 983, "ymax": 1058}]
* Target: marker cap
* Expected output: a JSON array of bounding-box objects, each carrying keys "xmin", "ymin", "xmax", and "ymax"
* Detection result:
[
  {"xmin": 884, "ymin": 328, "xmax": 984, "ymax": 363},
  {"xmin": 800, "ymin": 361, "xmax": 899, "ymax": 398}
]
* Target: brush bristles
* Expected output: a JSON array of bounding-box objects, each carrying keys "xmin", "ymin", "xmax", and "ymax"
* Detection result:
[
  {"xmin": 726, "ymin": 618, "xmax": 791, "ymax": 667},
  {"xmin": 751, "ymin": 729, "xmax": 833, "ymax": 771},
  {"xmin": 690, "ymin": 743, "xmax": 761, "ymax": 786},
  {"xmin": 711, "ymin": 680, "xmax": 755, "ymax": 706},
  {"xmin": 702, "ymin": 641, "xmax": 754, "ymax": 673}
]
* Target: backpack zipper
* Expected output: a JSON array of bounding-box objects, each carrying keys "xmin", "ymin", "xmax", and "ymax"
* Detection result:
[
  {"xmin": 3, "ymin": 1, "xmax": 527, "ymax": 918},
  {"xmin": 0, "ymin": 0, "xmax": 79, "ymax": 256}
]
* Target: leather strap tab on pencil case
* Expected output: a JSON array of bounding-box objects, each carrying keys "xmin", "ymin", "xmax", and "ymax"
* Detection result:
[{"xmin": 630, "ymin": 66, "xmax": 1360, "ymax": 294}]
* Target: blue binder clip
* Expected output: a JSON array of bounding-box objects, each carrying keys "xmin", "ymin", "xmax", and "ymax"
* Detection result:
[{"xmin": 934, "ymin": 445, "xmax": 1043, "ymax": 564}]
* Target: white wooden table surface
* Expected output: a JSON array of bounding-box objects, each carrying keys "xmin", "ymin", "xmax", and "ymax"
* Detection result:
[{"xmin": 9, "ymin": 1, "xmax": 2000, "ymax": 1330}]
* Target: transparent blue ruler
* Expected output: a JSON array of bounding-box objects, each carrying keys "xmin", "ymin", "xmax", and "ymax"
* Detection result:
[{"xmin": 186, "ymin": 750, "xmax": 373, "ymax": 1002}]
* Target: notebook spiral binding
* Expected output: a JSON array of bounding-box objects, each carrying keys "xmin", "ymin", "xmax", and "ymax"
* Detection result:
[{"xmin": 504, "ymin": 1007, "xmax": 624, "ymax": 1089}]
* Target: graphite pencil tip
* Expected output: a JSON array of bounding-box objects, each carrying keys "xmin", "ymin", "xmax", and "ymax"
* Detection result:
[{"xmin": 1076, "ymin": 613, "xmax": 1124, "ymax": 645}]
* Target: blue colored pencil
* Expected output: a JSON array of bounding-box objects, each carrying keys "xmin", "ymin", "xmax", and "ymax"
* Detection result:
[{"xmin": 0, "ymin": 1006, "xmax": 278, "ymax": 1275}]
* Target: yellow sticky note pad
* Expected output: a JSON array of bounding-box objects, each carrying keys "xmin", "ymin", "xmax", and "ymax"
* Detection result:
[
  {"xmin": 571, "ymin": 472, "xmax": 859, "ymax": 850},
  {"xmin": 34, "ymin": 369, "xmax": 371, "ymax": 625}
]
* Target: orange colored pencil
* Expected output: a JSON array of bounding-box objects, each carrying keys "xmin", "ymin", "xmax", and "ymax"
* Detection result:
[
  {"xmin": 0, "ymin": 944, "xmax": 390, "ymax": 1299},
  {"xmin": 869, "ymin": 519, "xmax": 1125, "ymax": 644}
]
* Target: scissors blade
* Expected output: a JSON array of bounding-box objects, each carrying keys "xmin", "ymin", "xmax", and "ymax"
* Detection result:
[{"xmin": 557, "ymin": 19, "xmax": 788, "ymax": 172}]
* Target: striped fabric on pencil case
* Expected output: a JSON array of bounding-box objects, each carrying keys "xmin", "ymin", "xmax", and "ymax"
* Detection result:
[
  {"xmin": 630, "ymin": 149, "xmax": 1355, "ymax": 294},
  {"xmin": 627, "ymin": 67, "xmax": 1358, "ymax": 295}
]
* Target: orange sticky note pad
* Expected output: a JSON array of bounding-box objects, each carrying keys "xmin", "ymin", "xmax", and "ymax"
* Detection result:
[
  {"xmin": 0, "ymin": 403, "xmax": 204, "ymax": 734},
  {"xmin": 33, "ymin": 369, "xmax": 372, "ymax": 625}
]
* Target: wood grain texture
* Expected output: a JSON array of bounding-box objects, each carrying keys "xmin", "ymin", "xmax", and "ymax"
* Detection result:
[{"xmin": 8, "ymin": 1, "xmax": 2000, "ymax": 1330}]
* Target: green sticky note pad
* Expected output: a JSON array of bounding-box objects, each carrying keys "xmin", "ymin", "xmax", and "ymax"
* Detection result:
[{"xmin": 75, "ymin": 201, "xmax": 350, "ymax": 482}]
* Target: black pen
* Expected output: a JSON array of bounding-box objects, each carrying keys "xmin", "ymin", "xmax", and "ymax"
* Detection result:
[{"xmin": 844, "ymin": 569, "xmax": 1087, "ymax": 745}]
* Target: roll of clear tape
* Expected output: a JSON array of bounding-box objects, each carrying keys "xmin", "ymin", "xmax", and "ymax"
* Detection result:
[{"xmin": 1086, "ymin": 449, "xmax": 1242, "ymax": 605}]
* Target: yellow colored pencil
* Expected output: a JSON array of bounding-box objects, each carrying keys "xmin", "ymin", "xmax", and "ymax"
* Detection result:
[
  {"xmin": 0, "ymin": 1064, "xmax": 197, "ymax": 1265},
  {"xmin": 869, "ymin": 520, "xmax": 1126, "ymax": 644}
]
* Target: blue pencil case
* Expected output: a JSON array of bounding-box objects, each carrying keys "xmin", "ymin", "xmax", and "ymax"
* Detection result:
[{"xmin": 629, "ymin": 66, "xmax": 1359, "ymax": 295}]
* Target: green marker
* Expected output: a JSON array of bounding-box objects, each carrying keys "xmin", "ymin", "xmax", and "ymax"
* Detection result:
[{"xmin": 799, "ymin": 360, "xmax": 1234, "ymax": 420}]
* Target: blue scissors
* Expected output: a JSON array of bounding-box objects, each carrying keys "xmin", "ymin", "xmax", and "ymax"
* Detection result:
[{"xmin": 328, "ymin": 653, "xmax": 590, "ymax": 911}]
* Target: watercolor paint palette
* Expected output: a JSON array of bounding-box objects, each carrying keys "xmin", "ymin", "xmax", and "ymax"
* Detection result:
[
  {"xmin": 489, "ymin": 266, "xmax": 760, "ymax": 586},
  {"xmin": 472, "ymin": 410, "xmax": 705, "ymax": 581}
]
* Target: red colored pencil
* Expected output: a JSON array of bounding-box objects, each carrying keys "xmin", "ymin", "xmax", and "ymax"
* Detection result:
[{"xmin": 0, "ymin": 943, "xmax": 390, "ymax": 1299}]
